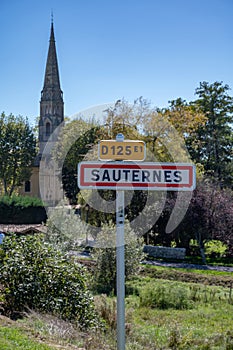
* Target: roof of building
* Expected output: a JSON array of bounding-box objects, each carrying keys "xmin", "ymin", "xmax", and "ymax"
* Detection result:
[{"xmin": 0, "ymin": 224, "xmax": 47, "ymax": 235}]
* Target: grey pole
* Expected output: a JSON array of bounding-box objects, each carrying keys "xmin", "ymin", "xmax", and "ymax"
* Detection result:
[{"xmin": 116, "ymin": 189, "xmax": 125, "ymax": 350}]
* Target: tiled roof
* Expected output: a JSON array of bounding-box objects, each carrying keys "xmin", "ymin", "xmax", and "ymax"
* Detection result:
[{"xmin": 0, "ymin": 224, "xmax": 47, "ymax": 234}]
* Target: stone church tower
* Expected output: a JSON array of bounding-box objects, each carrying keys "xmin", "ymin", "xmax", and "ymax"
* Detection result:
[
  {"xmin": 39, "ymin": 21, "xmax": 64, "ymax": 156},
  {"xmin": 20, "ymin": 21, "xmax": 64, "ymax": 203}
]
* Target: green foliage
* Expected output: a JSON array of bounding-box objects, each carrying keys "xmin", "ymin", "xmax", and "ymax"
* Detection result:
[
  {"xmin": 151, "ymin": 98, "xmax": 206, "ymax": 164},
  {"xmin": 139, "ymin": 282, "xmax": 193, "ymax": 310},
  {"xmin": 0, "ymin": 194, "xmax": 44, "ymax": 207},
  {"xmin": 205, "ymin": 240, "xmax": 228, "ymax": 258},
  {"xmin": 190, "ymin": 81, "xmax": 233, "ymax": 185},
  {"xmin": 53, "ymin": 118, "xmax": 106, "ymax": 202},
  {"xmin": 188, "ymin": 238, "xmax": 229, "ymax": 261},
  {"xmin": 1, "ymin": 269, "xmax": 233, "ymax": 349},
  {"xmin": 92, "ymin": 221, "xmax": 145, "ymax": 295},
  {"xmin": 142, "ymin": 265, "xmax": 233, "ymax": 288},
  {"xmin": 124, "ymin": 273, "xmax": 233, "ymax": 349},
  {"xmin": 0, "ymin": 234, "xmax": 99, "ymax": 329},
  {"xmin": 0, "ymin": 112, "xmax": 36, "ymax": 196}
]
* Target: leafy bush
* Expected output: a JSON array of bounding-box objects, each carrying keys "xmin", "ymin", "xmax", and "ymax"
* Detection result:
[
  {"xmin": 0, "ymin": 234, "xmax": 99, "ymax": 329},
  {"xmin": 92, "ymin": 221, "xmax": 145, "ymax": 295},
  {"xmin": 140, "ymin": 282, "xmax": 193, "ymax": 310},
  {"xmin": 205, "ymin": 240, "xmax": 228, "ymax": 258}
]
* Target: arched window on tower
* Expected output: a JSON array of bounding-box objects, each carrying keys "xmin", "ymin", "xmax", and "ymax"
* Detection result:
[
  {"xmin": 46, "ymin": 122, "xmax": 51, "ymax": 136},
  {"xmin": 25, "ymin": 180, "xmax": 31, "ymax": 193}
]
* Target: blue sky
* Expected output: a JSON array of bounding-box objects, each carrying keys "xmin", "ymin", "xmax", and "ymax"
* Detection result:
[{"xmin": 1, "ymin": 0, "xmax": 233, "ymax": 126}]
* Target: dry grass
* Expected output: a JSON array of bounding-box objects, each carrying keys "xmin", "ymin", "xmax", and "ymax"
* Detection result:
[{"xmin": 16, "ymin": 311, "xmax": 115, "ymax": 350}]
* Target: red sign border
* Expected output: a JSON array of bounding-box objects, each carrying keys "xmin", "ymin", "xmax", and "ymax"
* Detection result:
[{"xmin": 78, "ymin": 162, "xmax": 196, "ymax": 191}]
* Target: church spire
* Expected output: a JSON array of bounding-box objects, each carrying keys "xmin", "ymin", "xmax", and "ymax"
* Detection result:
[
  {"xmin": 41, "ymin": 21, "xmax": 62, "ymax": 100},
  {"xmin": 39, "ymin": 20, "xmax": 64, "ymax": 155}
]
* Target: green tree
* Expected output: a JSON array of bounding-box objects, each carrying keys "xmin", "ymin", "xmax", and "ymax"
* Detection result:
[
  {"xmin": 158, "ymin": 98, "xmax": 206, "ymax": 140},
  {"xmin": 0, "ymin": 112, "xmax": 36, "ymax": 195},
  {"xmin": 144, "ymin": 98, "xmax": 206, "ymax": 163},
  {"xmin": 190, "ymin": 81, "xmax": 233, "ymax": 185},
  {"xmin": 53, "ymin": 118, "xmax": 105, "ymax": 203}
]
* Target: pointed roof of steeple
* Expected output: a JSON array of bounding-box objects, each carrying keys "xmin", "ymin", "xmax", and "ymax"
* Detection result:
[{"xmin": 41, "ymin": 21, "xmax": 63, "ymax": 101}]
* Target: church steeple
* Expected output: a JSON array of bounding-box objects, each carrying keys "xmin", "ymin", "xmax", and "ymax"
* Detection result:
[{"xmin": 39, "ymin": 20, "xmax": 64, "ymax": 155}]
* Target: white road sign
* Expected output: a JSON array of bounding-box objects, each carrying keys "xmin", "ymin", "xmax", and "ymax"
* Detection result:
[{"xmin": 78, "ymin": 161, "xmax": 196, "ymax": 191}]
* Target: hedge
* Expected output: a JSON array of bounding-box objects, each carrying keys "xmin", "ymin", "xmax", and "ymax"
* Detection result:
[{"xmin": 0, "ymin": 195, "xmax": 47, "ymax": 224}]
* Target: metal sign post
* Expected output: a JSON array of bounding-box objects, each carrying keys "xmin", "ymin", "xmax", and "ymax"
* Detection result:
[
  {"xmin": 115, "ymin": 133, "xmax": 125, "ymax": 350},
  {"xmin": 116, "ymin": 189, "xmax": 125, "ymax": 350}
]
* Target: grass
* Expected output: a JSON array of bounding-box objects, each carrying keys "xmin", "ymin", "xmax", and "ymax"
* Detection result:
[
  {"xmin": 0, "ymin": 321, "xmax": 54, "ymax": 350},
  {"xmin": 141, "ymin": 264, "xmax": 233, "ymax": 288},
  {"xmin": 185, "ymin": 255, "xmax": 233, "ymax": 267},
  {"xmin": 127, "ymin": 305, "xmax": 233, "ymax": 349},
  {"xmin": 0, "ymin": 265, "xmax": 233, "ymax": 349},
  {"xmin": 125, "ymin": 274, "xmax": 233, "ymax": 349}
]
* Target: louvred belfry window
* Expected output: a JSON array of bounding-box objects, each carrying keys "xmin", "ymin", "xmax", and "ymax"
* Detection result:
[{"xmin": 46, "ymin": 122, "xmax": 51, "ymax": 136}]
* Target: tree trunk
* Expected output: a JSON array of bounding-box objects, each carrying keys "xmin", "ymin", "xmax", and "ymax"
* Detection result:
[
  {"xmin": 195, "ymin": 231, "xmax": 207, "ymax": 265},
  {"xmin": 9, "ymin": 185, "xmax": 15, "ymax": 197},
  {"xmin": 3, "ymin": 179, "xmax": 8, "ymax": 196}
]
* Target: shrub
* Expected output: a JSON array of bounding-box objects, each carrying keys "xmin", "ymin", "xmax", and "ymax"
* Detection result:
[
  {"xmin": 0, "ymin": 234, "xmax": 99, "ymax": 329},
  {"xmin": 205, "ymin": 240, "xmax": 228, "ymax": 258},
  {"xmin": 92, "ymin": 221, "xmax": 145, "ymax": 295},
  {"xmin": 0, "ymin": 194, "xmax": 44, "ymax": 207},
  {"xmin": 140, "ymin": 282, "xmax": 193, "ymax": 310}
]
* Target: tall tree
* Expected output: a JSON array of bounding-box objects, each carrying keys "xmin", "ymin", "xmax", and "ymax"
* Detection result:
[
  {"xmin": 148, "ymin": 98, "xmax": 206, "ymax": 163},
  {"xmin": 105, "ymin": 98, "xmax": 206, "ymax": 163},
  {"xmin": 158, "ymin": 98, "xmax": 206, "ymax": 139},
  {"xmin": 0, "ymin": 112, "xmax": 36, "ymax": 196},
  {"xmin": 104, "ymin": 97, "xmax": 148, "ymax": 138},
  {"xmin": 53, "ymin": 118, "xmax": 105, "ymax": 202},
  {"xmin": 190, "ymin": 81, "xmax": 233, "ymax": 185}
]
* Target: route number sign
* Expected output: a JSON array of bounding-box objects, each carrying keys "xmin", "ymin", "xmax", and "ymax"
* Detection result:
[{"xmin": 98, "ymin": 140, "xmax": 146, "ymax": 161}]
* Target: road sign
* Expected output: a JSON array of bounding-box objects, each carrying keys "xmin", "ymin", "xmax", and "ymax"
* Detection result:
[
  {"xmin": 78, "ymin": 161, "xmax": 196, "ymax": 191},
  {"xmin": 78, "ymin": 134, "xmax": 196, "ymax": 350},
  {"xmin": 98, "ymin": 140, "xmax": 146, "ymax": 161}
]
